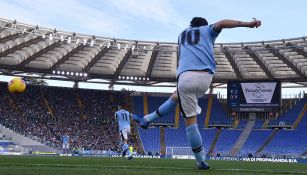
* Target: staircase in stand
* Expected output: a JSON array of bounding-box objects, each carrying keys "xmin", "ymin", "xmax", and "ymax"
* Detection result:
[
  {"xmin": 255, "ymin": 129, "xmax": 279, "ymax": 156},
  {"xmin": 5, "ymin": 95, "xmax": 21, "ymax": 114},
  {"xmin": 207, "ymin": 128, "xmax": 222, "ymax": 156},
  {"xmin": 174, "ymin": 105, "xmax": 180, "ymax": 128},
  {"xmin": 39, "ymin": 88, "xmax": 55, "ymax": 118},
  {"xmin": 228, "ymin": 119, "xmax": 256, "ymax": 157},
  {"xmin": 292, "ymin": 103, "xmax": 307, "ymax": 129},
  {"xmin": 143, "ymin": 94, "xmax": 149, "ymax": 115},
  {"xmin": 75, "ymin": 92, "xmax": 83, "ymax": 109},
  {"xmin": 262, "ymin": 120, "xmax": 270, "ymax": 129},
  {"xmin": 160, "ymin": 127, "xmax": 166, "ymax": 156},
  {"xmin": 233, "ymin": 119, "xmax": 240, "ymax": 129},
  {"xmin": 204, "ymin": 89, "xmax": 214, "ymax": 128}
]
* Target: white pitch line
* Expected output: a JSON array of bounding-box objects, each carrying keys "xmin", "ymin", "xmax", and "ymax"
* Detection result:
[
  {"xmin": 216, "ymin": 168, "xmax": 307, "ymax": 174},
  {"xmin": 0, "ymin": 163, "xmax": 307, "ymax": 174},
  {"xmin": 0, "ymin": 163, "xmax": 191, "ymax": 170}
]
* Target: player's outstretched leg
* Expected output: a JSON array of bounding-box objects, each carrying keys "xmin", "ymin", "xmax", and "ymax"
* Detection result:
[
  {"xmin": 132, "ymin": 114, "xmax": 149, "ymax": 129},
  {"xmin": 186, "ymin": 121, "xmax": 210, "ymax": 170},
  {"xmin": 133, "ymin": 94, "xmax": 177, "ymax": 129},
  {"xmin": 122, "ymin": 143, "xmax": 129, "ymax": 157}
]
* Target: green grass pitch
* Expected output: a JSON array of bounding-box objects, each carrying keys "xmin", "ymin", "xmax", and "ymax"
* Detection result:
[{"xmin": 0, "ymin": 156, "xmax": 306, "ymax": 175}]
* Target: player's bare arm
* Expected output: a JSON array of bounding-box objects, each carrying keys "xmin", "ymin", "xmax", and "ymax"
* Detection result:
[{"xmin": 213, "ymin": 19, "xmax": 261, "ymax": 32}]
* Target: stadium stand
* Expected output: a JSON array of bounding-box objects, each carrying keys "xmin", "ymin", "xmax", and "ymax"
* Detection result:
[
  {"xmin": 0, "ymin": 82, "xmax": 306, "ymax": 157},
  {"xmin": 0, "ymin": 82, "xmax": 129, "ymax": 151},
  {"xmin": 238, "ymin": 130, "xmax": 272, "ymax": 157},
  {"xmin": 210, "ymin": 99, "xmax": 228, "ymax": 122},
  {"xmin": 148, "ymin": 96, "xmax": 175, "ymax": 124},
  {"xmin": 261, "ymin": 98, "xmax": 307, "ymax": 157},
  {"xmin": 136, "ymin": 94, "xmax": 307, "ymax": 158},
  {"xmin": 213, "ymin": 129, "xmax": 241, "ymax": 156},
  {"xmin": 138, "ymin": 127, "xmax": 160, "ymax": 154}
]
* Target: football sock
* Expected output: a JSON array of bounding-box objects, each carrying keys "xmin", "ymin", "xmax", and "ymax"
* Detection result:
[
  {"xmin": 186, "ymin": 124, "xmax": 204, "ymax": 164},
  {"xmin": 122, "ymin": 143, "xmax": 129, "ymax": 152},
  {"xmin": 144, "ymin": 97, "xmax": 177, "ymax": 122}
]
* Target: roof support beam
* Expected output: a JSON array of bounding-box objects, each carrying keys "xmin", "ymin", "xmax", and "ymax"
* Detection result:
[
  {"xmin": 265, "ymin": 44, "xmax": 305, "ymax": 78},
  {"xmin": 0, "ymin": 23, "xmax": 13, "ymax": 33},
  {"xmin": 222, "ymin": 47, "xmax": 243, "ymax": 80},
  {"xmin": 244, "ymin": 46, "xmax": 274, "ymax": 80},
  {"xmin": 286, "ymin": 42, "xmax": 307, "ymax": 58},
  {"xmin": 0, "ymin": 32, "xmax": 22, "ymax": 43},
  {"xmin": 145, "ymin": 44, "xmax": 159, "ymax": 78},
  {"xmin": 18, "ymin": 41, "xmax": 62, "ymax": 67},
  {"xmin": 0, "ymin": 27, "xmax": 35, "ymax": 43},
  {"xmin": 109, "ymin": 49, "xmax": 133, "ymax": 88},
  {"xmin": 0, "ymin": 35, "xmax": 44, "ymax": 58},
  {"xmin": 50, "ymin": 44, "xmax": 87, "ymax": 70},
  {"xmin": 83, "ymin": 47, "xmax": 109, "ymax": 72}
]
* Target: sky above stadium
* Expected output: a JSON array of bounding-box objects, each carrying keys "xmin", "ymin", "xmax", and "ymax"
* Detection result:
[{"xmin": 0, "ymin": 0, "xmax": 307, "ymax": 43}]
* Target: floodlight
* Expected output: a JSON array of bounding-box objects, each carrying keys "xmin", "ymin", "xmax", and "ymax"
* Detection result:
[
  {"xmin": 49, "ymin": 34, "xmax": 53, "ymax": 41},
  {"xmin": 83, "ymin": 39, "xmax": 87, "ymax": 45}
]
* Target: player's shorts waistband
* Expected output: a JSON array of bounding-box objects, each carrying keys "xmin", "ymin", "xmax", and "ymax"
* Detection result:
[
  {"xmin": 190, "ymin": 69, "xmax": 210, "ymax": 72},
  {"xmin": 177, "ymin": 69, "xmax": 212, "ymax": 78}
]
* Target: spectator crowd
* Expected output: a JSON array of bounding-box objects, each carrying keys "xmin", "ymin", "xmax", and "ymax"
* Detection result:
[{"xmin": 0, "ymin": 82, "xmax": 129, "ymax": 151}]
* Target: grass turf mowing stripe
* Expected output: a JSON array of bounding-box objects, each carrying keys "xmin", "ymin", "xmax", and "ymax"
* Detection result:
[{"xmin": 0, "ymin": 163, "xmax": 306, "ymax": 174}]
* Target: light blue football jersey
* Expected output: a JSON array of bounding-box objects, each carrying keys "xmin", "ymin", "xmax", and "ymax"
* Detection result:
[
  {"xmin": 176, "ymin": 25, "xmax": 220, "ymax": 77},
  {"xmin": 115, "ymin": 109, "xmax": 131, "ymax": 131},
  {"xmin": 62, "ymin": 135, "xmax": 69, "ymax": 144}
]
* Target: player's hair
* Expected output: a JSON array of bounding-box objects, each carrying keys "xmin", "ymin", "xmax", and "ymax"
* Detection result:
[
  {"xmin": 118, "ymin": 105, "xmax": 122, "ymax": 110},
  {"xmin": 190, "ymin": 17, "xmax": 208, "ymax": 27}
]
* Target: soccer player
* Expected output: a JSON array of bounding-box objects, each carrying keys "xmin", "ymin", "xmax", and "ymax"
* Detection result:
[
  {"xmin": 134, "ymin": 17, "xmax": 261, "ymax": 169},
  {"xmin": 129, "ymin": 145, "xmax": 134, "ymax": 156},
  {"xmin": 115, "ymin": 105, "xmax": 133, "ymax": 160},
  {"xmin": 62, "ymin": 133, "xmax": 70, "ymax": 154}
]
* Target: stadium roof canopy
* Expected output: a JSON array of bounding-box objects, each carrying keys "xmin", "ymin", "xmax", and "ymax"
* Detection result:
[{"xmin": 0, "ymin": 18, "xmax": 306, "ymax": 88}]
